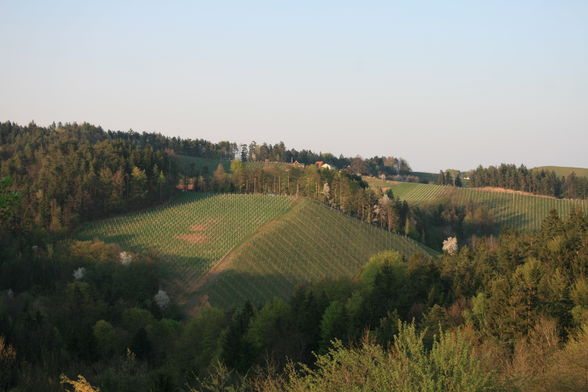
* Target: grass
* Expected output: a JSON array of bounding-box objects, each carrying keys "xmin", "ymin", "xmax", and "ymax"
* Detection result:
[
  {"xmin": 532, "ymin": 166, "xmax": 588, "ymax": 178},
  {"xmin": 77, "ymin": 192, "xmax": 436, "ymax": 310},
  {"xmin": 77, "ymin": 193, "xmax": 294, "ymax": 286},
  {"xmin": 201, "ymin": 199, "xmax": 437, "ymax": 309},
  {"xmin": 367, "ymin": 181, "xmax": 588, "ymax": 232},
  {"xmin": 175, "ymin": 154, "xmax": 231, "ymax": 174}
]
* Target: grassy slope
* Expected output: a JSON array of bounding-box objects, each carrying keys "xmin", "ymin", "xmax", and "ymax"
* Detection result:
[
  {"xmin": 77, "ymin": 193, "xmax": 295, "ymax": 286},
  {"xmin": 175, "ymin": 154, "xmax": 231, "ymax": 173},
  {"xmin": 368, "ymin": 181, "xmax": 588, "ymax": 232},
  {"xmin": 201, "ymin": 199, "xmax": 437, "ymax": 309},
  {"xmin": 78, "ymin": 192, "xmax": 436, "ymax": 310},
  {"xmin": 532, "ymin": 166, "xmax": 588, "ymax": 178}
]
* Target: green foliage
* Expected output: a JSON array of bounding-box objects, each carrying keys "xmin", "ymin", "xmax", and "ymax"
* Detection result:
[
  {"xmin": 245, "ymin": 298, "xmax": 292, "ymax": 358},
  {"xmin": 319, "ymin": 301, "xmax": 347, "ymax": 351},
  {"xmin": 272, "ymin": 323, "xmax": 501, "ymax": 392},
  {"xmin": 360, "ymin": 251, "xmax": 405, "ymax": 284},
  {"xmin": 0, "ymin": 122, "xmax": 180, "ymax": 231}
]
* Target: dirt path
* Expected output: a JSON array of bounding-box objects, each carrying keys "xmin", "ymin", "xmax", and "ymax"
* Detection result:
[{"xmin": 177, "ymin": 198, "xmax": 302, "ymax": 316}]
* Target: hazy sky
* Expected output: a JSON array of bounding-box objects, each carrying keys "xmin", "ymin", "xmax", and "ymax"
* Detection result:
[{"xmin": 1, "ymin": 1, "xmax": 587, "ymax": 172}]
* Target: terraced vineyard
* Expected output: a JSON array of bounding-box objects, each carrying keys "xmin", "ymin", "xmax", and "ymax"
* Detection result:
[
  {"xmin": 199, "ymin": 199, "xmax": 436, "ymax": 309},
  {"xmin": 78, "ymin": 193, "xmax": 295, "ymax": 286},
  {"xmin": 78, "ymin": 192, "xmax": 436, "ymax": 310},
  {"xmin": 366, "ymin": 179, "xmax": 588, "ymax": 231}
]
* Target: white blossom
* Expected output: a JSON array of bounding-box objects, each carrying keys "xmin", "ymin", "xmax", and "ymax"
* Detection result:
[
  {"xmin": 73, "ymin": 267, "xmax": 86, "ymax": 280},
  {"xmin": 119, "ymin": 251, "xmax": 133, "ymax": 266},
  {"xmin": 322, "ymin": 182, "xmax": 330, "ymax": 198},
  {"xmin": 154, "ymin": 289, "xmax": 170, "ymax": 309},
  {"xmin": 379, "ymin": 194, "xmax": 391, "ymax": 207},
  {"xmin": 442, "ymin": 237, "xmax": 459, "ymax": 255},
  {"xmin": 7, "ymin": 289, "xmax": 14, "ymax": 299}
]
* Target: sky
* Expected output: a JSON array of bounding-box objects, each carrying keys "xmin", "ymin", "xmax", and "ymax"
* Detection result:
[{"xmin": 1, "ymin": 1, "xmax": 587, "ymax": 172}]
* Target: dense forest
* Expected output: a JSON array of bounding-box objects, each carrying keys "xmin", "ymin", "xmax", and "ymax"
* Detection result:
[
  {"xmin": 1, "ymin": 121, "xmax": 587, "ymax": 391},
  {"xmin": 0, "ymin": 122, "xmax": 182, "ymax": 231},
  {"xmin": 468, "ymin": 164, "xmax": 588, "ymax": 199}
]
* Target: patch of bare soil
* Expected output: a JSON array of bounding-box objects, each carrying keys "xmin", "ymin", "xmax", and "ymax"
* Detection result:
[
  {"xmin": 178, "ymin": 200, "xmax": 302, "ymax": 315},
  {"xmin": 475, "ymin": 187, "xmax": 557, "ymax": 199},
  {"xmin": 189, "ymin": 224, "xmax": 207, "ymax": 232},
  {"xmin": 177, "ymin": 233, "xmax": 209, "ymax": 244}
]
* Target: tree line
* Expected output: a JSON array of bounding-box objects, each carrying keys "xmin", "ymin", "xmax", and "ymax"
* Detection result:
[
  {"xmin": 241, "ymin": 141, "xmax": 411, "ymax": 176},
  {"xmin": 469, "ymin": 164, "xmax": 588, "ymax": 199}
]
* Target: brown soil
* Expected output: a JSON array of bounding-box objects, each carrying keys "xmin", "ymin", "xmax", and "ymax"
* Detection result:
[
  {"xmin": 475, "ymin": 187, "xmax": 557, "ymax": 199},
  {"xmin": 189, "ymin": 224, "xmax": 207, "ymax": 232},
  {"xmin": 177, "ymin": 233, "xmax": 209, "ymax": 244}
]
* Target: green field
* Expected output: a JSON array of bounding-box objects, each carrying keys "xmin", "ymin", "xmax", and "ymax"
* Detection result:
[
  {"xmin": 532, "ymin": 166, "xmax": 588, "ymax": 178},
  {"xmin": 201, "ymin": 199, "xmax": 436, "ymax": 309},
  {"xmin": 78, "ymin": 192, "xmax": 435, "ymax": 310},
  {"xmin": 367, "ymin": 181, "xmax": 588, "ymax": 231},
  {"xmin": 175, "ymin": 154, "xmax": 231, "ymax": 174},
  {"xmin": 78, "ymin": 193, "xmax": 295, "ymax": 286}
]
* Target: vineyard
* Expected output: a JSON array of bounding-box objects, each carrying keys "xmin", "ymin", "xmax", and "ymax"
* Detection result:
[
  {"xmin": 77, "ymin": 192, "xmax": 435, "ymax": 310},
  {"xmin": 77, "ymin": 193, "xmax": 295, "ymax": 287},
  {"xmin": 198, "ymin": 199, "xmax": 436, "ymax": 309},
  {"xmin": 366, "ymin": 180, "xmax": 588, "ymax": 231}
]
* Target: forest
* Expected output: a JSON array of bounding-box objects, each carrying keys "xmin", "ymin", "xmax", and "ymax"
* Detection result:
[{"xmin": 1, "ymin": 122, "xmax": 587, "ymax": 391}]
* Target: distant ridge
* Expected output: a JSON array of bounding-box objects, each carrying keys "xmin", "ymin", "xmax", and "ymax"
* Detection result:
[{"xmin": 532, "ymin": 166, "xmax": 588, "ymax": 178}]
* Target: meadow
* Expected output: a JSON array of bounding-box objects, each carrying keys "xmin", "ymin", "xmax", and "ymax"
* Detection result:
[
  {"xmin": 532, "ymin": 165, "xmax": 588, "ymax": 178},
  {"xmin": 175, "ymin": 154, "xmax": 231, "ymax": 173}
]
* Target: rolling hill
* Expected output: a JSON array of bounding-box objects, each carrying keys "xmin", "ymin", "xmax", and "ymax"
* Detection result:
[
  {"xmin": 532, "ymin": 166, "xmax": 588, "ymax": 178},
  {"xmin": 197, "ymin": 198, "xmax": 436, "ymax": 310},
  {"xmin": 77, "ymin": 193, "xmax": 295, "ymax": 289},
  {"xmin": 365, "ymin": 179, "xmax": 588, "ymax": 231},
  {"xmin": 77, "ymin": 193, "xmax": 435, "ymax": 311}
]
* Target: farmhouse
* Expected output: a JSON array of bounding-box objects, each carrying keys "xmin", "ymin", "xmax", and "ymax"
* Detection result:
[{"xmin": 315, "ymin": 161, "xmax": 335, "ymax": 170}]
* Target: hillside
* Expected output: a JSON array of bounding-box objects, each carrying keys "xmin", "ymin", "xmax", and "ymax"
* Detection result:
[
  {"xmin": 533, "ymin": 166, "xmax": 588, "ymax": 178},
  {"xmin": 77, "ymin": 193, "xmax": 295, "ymax": 287},
  {"xmin": 77, "ymin": 193, "xmax": 435, "ymax": 310},
  {"xmin": 366, "ymin": 180, "xmax": 588, "ymax": 231},
  {"xmin": 197, "ymin": 199, "xmax": 436, "ymax": 310}
]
